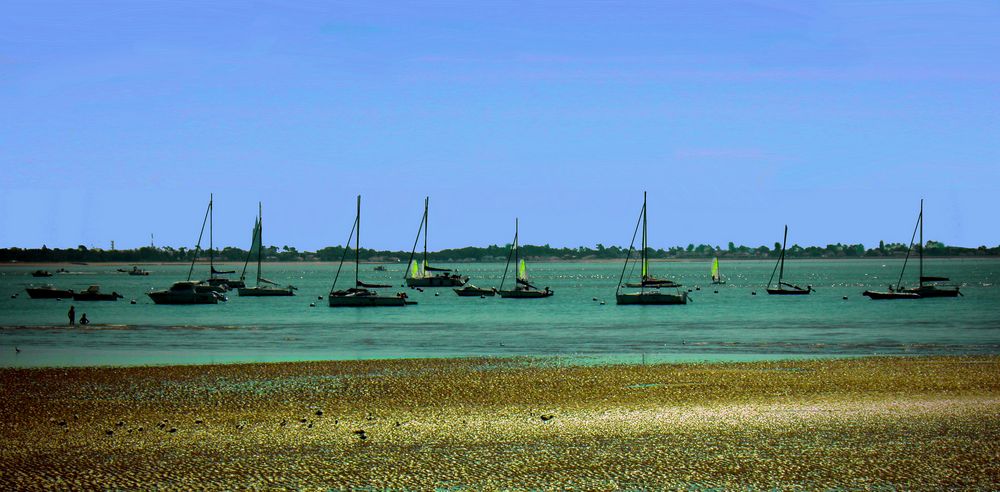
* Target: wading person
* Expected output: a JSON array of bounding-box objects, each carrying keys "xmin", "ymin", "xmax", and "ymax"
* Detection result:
[{"xmin": 68, "ymin": 305, "xmax": 75, "ymax": 326}]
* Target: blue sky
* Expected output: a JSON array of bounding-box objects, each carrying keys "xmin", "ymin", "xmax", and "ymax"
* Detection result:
[{"xmin": 1, "ymin": 1, "xmax": 998, "ymax": 251}]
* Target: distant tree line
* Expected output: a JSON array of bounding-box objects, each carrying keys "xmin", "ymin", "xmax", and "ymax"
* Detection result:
[{"xmin": 2, "ymin": 240, "xmax": 998, "ymax": 263}]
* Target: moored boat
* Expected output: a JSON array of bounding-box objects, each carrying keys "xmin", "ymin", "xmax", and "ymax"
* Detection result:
[
  {"xmin": 454, "ymin": 284, "xmax": 496, "ymax": 297},
  {"xmin": 148, "ymin": 281, "xmax": 221, "ymax": 304},
  {"xmin": 863, "ymin": 199, "xmax": 960, "ymax": 300},
  {"xmin": 72, "ymin": 285, "xmax": 124, "ymax": 301},
  {"xmin": 404, "ymin": 197, "xmax": 469, "ymax": 288},
  {"xmin": 615, "ymin": 192, "xmax": 687, "ymax": 305},
  {"xmin": 238, "ymin": 203, "xmax": 296, "ymax": 297},
  {"xmin": 25, "ymin": 285, "xmax": 74, "ymax": 299},
  {"xmin": 497, "ymin": 218, "xmax": 554, "ymax": 299},
  {"xmin": 31, "ymin": 270, "xmax": 52, "ymax": 277},
  {"xmin": 328, "ymin": 196, "xmax": 411, "ymax": 307},
  {"xmin": 766, "ymin": 225, "xmax": 812, "ymax": 295}
]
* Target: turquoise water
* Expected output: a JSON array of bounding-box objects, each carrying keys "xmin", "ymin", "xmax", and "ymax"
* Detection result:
[{"xmin": 1, "ymin": 259, "xmax": 998, "ymax": 367}]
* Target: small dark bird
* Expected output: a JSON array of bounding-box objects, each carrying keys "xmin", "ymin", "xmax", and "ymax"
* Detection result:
[
  {"xmin": 307, "ymin": 423, "xmax": 313, "ymax": 428},
  {"xmin": 353, "ymin": 429, "xmax": 367, "ymax": 441},
  {"xmin": 137, "ymin": 426, "xmax": 143, "ymax": 432},
  {"xmin": 194, "ymin": 419, "xmax": 203, "ymax": 425},
  {"xmin": 540, "ymin": 414, "xmax": 555, "ymax": 422},
  {"xmin": 315, "ymin": 410, "xmax": 323, "ymax": 416}
]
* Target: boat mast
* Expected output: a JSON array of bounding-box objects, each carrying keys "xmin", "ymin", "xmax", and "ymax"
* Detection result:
[
  {"xmin": 778, "ymin": 225, "xmax": 788, "ymax": 285},
  {"xmin": 356, "ymin": 195, "xmax": 361, "ymax": 288},
  {"xmin": 187, "ymin": 197, "xmax": 212, "ymax": 282},
  {"xmin": 514, "ymin": 218, "xmax": 519, "ymax": 284},
  {"xmin": 209, "ymin": 193, "xmax": 214, "ymax": 277},
  {"xmin": 240, "ymin": 216, "xmax": 258, "ymax": 283},
  {"xmin": 641, "ymin": 191, "xmax": 647, "ymax": 292},
  {"xmin": 423, "ymin": 197, "xmax": 429, "ymax": 272},
  {"xmin": 256, "ymin": 202, "xmax": 263, "ymax": 287},
  {"xmin": 919, "ymin": 198, "xmax": 924, "ymax": 288}
]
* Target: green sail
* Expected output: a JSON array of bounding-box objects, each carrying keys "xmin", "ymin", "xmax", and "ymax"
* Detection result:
[
  {"xmin": 518, "ymin": 259, "xmax": 527, "ymax": 281},
  {"xmin": 409, "ymin": 259, "xmax": 419, "ymax": 279},
  {"xmin": 641, "ymin": 258, "xmax": 648, "ymax": 278},
  {"xmin": 711, "ymin": 257, "xmax": 720, "ymax": 280}
]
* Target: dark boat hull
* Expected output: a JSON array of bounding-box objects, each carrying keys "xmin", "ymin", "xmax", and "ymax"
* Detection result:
[
  {"xmin": 25, "ymin": 288, "xmax": 74, "ymax": 299},
  {"xmin": 766, "ymin": 288, "xmax": 811, "ymax": 295},
  {"xmin": 238, "ymin": 287, "xmax": 294, "ymax": 297},
  {"xmin": 328, "ymin": 295, "xmax": 408, "ymax": 307},
  {"xmin": 406, "ymin": 276, "xmax": 468, "ymax": 287},
  {"xmin": 498, "ymin": 289, "xmax": 553, "ymax": 299},
  {"xmin": 72, "ymin": 293, "xmax": 123, "ymax": 301},
  {"xmin": 863, "ymin": 290, "xmax": 920, "ymax": 300},
  {"xmin": 903, "ymin": 286, "xmax": 960, "ymax": 298},
  {"xmin": 147, "ymin": 291, "xmax": 219, "ymax": 304},
  {"xmin": 616, "ymin": 291, "xmax": 688, "ymax": 305},
  {"xmin": 454, "ymin": 287, "xmax": 496, "ymax": 297}
]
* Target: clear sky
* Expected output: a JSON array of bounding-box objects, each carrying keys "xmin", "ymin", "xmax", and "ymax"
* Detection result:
[{"xmin": 2, "ymin": 1, "xmax": 998, "ymax": 251}]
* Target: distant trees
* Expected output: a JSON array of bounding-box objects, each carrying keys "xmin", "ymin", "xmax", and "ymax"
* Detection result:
[{"xmin": 1, "ymin": 240, "xmax": 996, "ymax": 263}]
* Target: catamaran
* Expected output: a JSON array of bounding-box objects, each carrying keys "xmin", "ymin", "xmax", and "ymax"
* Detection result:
[
  {"xmin": 863, "ymin": 200, "xmax": 960, "ymax": 300},
  {"xmin": 766, "ymin": 225, "xmax": 812, "ymax": 295},
  {"xmin": 498, "ymin": 218, "xmax": 553, "ymax": 298},
  {"xmin": 711, "ymin": 257, "xmax": 725, "ymax": 284},
  {"xmin": 238, "ymin": 203, "xmax": 296, "ymax": 296},
  {"xmin": 404, "ymin": 197, "xmax": 469, "ymax": 287},
  {"xmin": 328, "ymin": 196, "xmax": 413, "ymax": 307},
  {"xmin": 616, "ymin": 192, "xmax": 687, "ymax": 305}
]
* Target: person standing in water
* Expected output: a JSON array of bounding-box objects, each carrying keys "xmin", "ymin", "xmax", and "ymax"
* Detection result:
[
  {"xmin": 79, "ymin": 313, "xmax": 89, "ymax": 325},
  {"xmin": 68, "ymin": 305, "xmax": 75, "ymax": 326}
]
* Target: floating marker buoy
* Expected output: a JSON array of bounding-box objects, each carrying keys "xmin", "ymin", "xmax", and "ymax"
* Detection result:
[
  {"xmin": 842, "ymin": 296, "xmax": 848, "ymax": 300},
  {"xmin": 714, "ymin": 290, "xmax": 719, "ymax": 294},
  {"xmin": 130, "ymin": 299, "xmax": 137, "ymax": 304},
  {"xmin": 751, "ymin": 291, "xmax": 757, "ymax": 295},
  {"xmin": 599, "ymin": 301, "xmax": 606, "ymax": 305},
  {"xmin": 317, "ymin": 295, "xmax": 323, "ymax": 300},
  {"xmin": 10, "ymin": 294, "xmax": 16, "ymax": 299},
  {"xmin": 435, "ymin": 293, "xmax": 439, "ymax": 296},
  {"xmin": 479, "ymin": 295, "xmax": 485, "ymax": 299},
  {"xmin": 592, "ymin": 297, "xmax": 598, "ymax": 301},
  {"xmin": 695, "ymin": 287, "xmax": 700, "ymax": 291},
  {"xmin": 687, "ymin": 289, "xmax": 692, "ymax": 293},
  {"xmin": 309, "ymin": 303, "xmax": 316, "ymax": 307}
]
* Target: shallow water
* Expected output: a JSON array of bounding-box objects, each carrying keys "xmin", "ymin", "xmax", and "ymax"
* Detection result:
[{"xmin": 1, "ymin": 259, "xmax": 998, "ymax": 367}]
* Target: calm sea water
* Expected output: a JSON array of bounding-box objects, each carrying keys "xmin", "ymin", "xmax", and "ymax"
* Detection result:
[{"xmin": 1, "ymin": 259, "xmax": 998, "ymax": 367}]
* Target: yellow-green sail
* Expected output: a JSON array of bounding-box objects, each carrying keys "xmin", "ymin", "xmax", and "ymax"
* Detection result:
[
  {"xmin": 409, "ymin": 259, "xmax": 420, "ymax": 279},
  {"xmin": 517, "ymin": 259, "xmax": 527, "ymax": 281},
  {"xmin": 711, "ymin": 257, "xmax": 720, "ymax": 281},
  {"xmin": 641, "ymin": 257, "xmax": 648, "ymax": 278}
]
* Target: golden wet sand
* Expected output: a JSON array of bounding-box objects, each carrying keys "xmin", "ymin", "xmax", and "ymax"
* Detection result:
[{"xmin": 2, "ymin": 356, "xmax": 999, "ymax": 490}]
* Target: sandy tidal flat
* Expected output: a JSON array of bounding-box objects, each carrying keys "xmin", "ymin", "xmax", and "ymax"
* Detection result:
[{"xmin": 1, "ymin": 356, "xmax": 999, "ymax": 489}]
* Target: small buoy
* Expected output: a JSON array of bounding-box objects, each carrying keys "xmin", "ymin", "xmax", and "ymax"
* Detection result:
[
  {"xmin": 317, "ymin": 295, "xmax": 323, "ymax": 300},
  {"xmin": 842, "ymin": 296, "xmax": 848, "ymax": 300},
  {"xmin": 751, "ymin": 291, "xmax": 757, "ymax": 296},
  {"xmin": 56, "ymin": 298, "xmax": 62, "ymax": 301},
  {"xmin": 480, "ymin": 295, "xmax": 485, "ymax": 299},
  {"xmin": 434, "ymin": 292, "xmax": 439, "ymax": 296},
  {"xmin": 599, "ymin": 301, "xmax": 606, "ymax": 305},
  {"xmin": 687, "ymin": 289, "xmax": 692, "ymax": 293},
  {"xmin": 695, "ymin": 287, "xmax": 700, "ymax": 291},
  {"xmin": 9, "ymin": 294, "xmax": 16, "ymax": 299},
  {"xmin": 309, "ymin": 303, "xmax": 316, "ymax": 307},
  {"xmin": 130, "ymin": 299, "xmax": 137, "ymax": 304},
  {"xmin": 713, "ymin": 290, "xmax": 718, "ymax": 294},
  {"xmin": 592, "ymin": 297, "xmax": 598, "ymax": 301}
]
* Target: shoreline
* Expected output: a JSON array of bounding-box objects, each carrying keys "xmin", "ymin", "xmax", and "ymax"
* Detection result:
[{"xmin": 2, "ymin": 355, "xmax": 998, "ymax": 488}]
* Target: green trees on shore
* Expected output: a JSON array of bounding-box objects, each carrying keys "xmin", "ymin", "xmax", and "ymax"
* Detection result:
[{"xmin": 1, "ymin": 241, "xmax": 997, "ymax": 263}]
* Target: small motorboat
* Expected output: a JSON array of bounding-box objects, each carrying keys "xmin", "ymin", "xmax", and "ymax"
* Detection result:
[
  {"xmin": 863, "ymin": 290, "xmax": 920, "ymax": 300},
  {"xmin": 73, "ymin": 285, "xmax": 124, "ymax": 301},
  {"xmin": 128, "ymin": 266, "xmax": 150, "ymax": 276},
  {"xmin": 454, "ymin": 284, "xmax": 496, "ymax": 297},
  {"xmin": 25, "ymin": 285, "xmax": 74, "ymax": 299},
  {"xmin": 148, "ymin": 281, "xmax": 221, "ymax": 305},
  {"xmin": 31, "ymin": 270, "xmax": 53, "ymax": 277}
]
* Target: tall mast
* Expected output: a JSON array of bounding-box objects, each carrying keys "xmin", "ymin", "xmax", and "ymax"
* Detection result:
[
  {"xmin": 256, "ymin": 202, "xmax": 263, "ymax": 285},
  {"xmin": 209, "ymin": 193, "xmax": 214, "ymax": 276},
  {"xmin": 356, "ymin": 195, "xmax": 361, "ymax": 287},
  {"xmin": 919, "ymin": 199, "xmax": 924, "ymax": 287},
  {"xmin": 423, "ymin": 197, "xmax": 429, "ymax": 268},
  {"xmin": 642, "ymin": 191, "xmax": 648, "ymax": 281},
  {"xmin": 779, "ymin": 225, "xmax": 788, "ymax": 284},
  {"xmin": 514, "ymin": 218, "xmax": 519, "ymax": 284}
]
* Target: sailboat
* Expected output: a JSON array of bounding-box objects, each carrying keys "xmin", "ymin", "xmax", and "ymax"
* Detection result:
[
  {"xmin": 148, "ymin": 196, "xmax": 225, "ymax": 305},
  {"xmin": 616, "ymin": 192, "xmax": 688, "ymax": 305},
  {"xmin": 202, "ymin": 194, "xmax": 243, "ymax": 290},
  {"xmin": 238, "ymin": 203, "xmax": 296, "ymax": 296},
  {"xmin": 711, "ymin": 257, "xmax": 725, "ymax": 284},
  {"xmin": 404, "ymin": 197, "xmax": 469, "ymax": 287},
  {"xmin": 766, "ymin": 225, "xmax": 812, "ymax": 295},
  {"xmin": 498, "ymin": 218, "xmax": 553, "ymax": 298},
  {"xmin": 328, "ymin": 196, "xmax": 412, "ymax": 307},
  {"xmin": 863, "ymin": 200, "xmax": 960, "ymax": 300}
]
